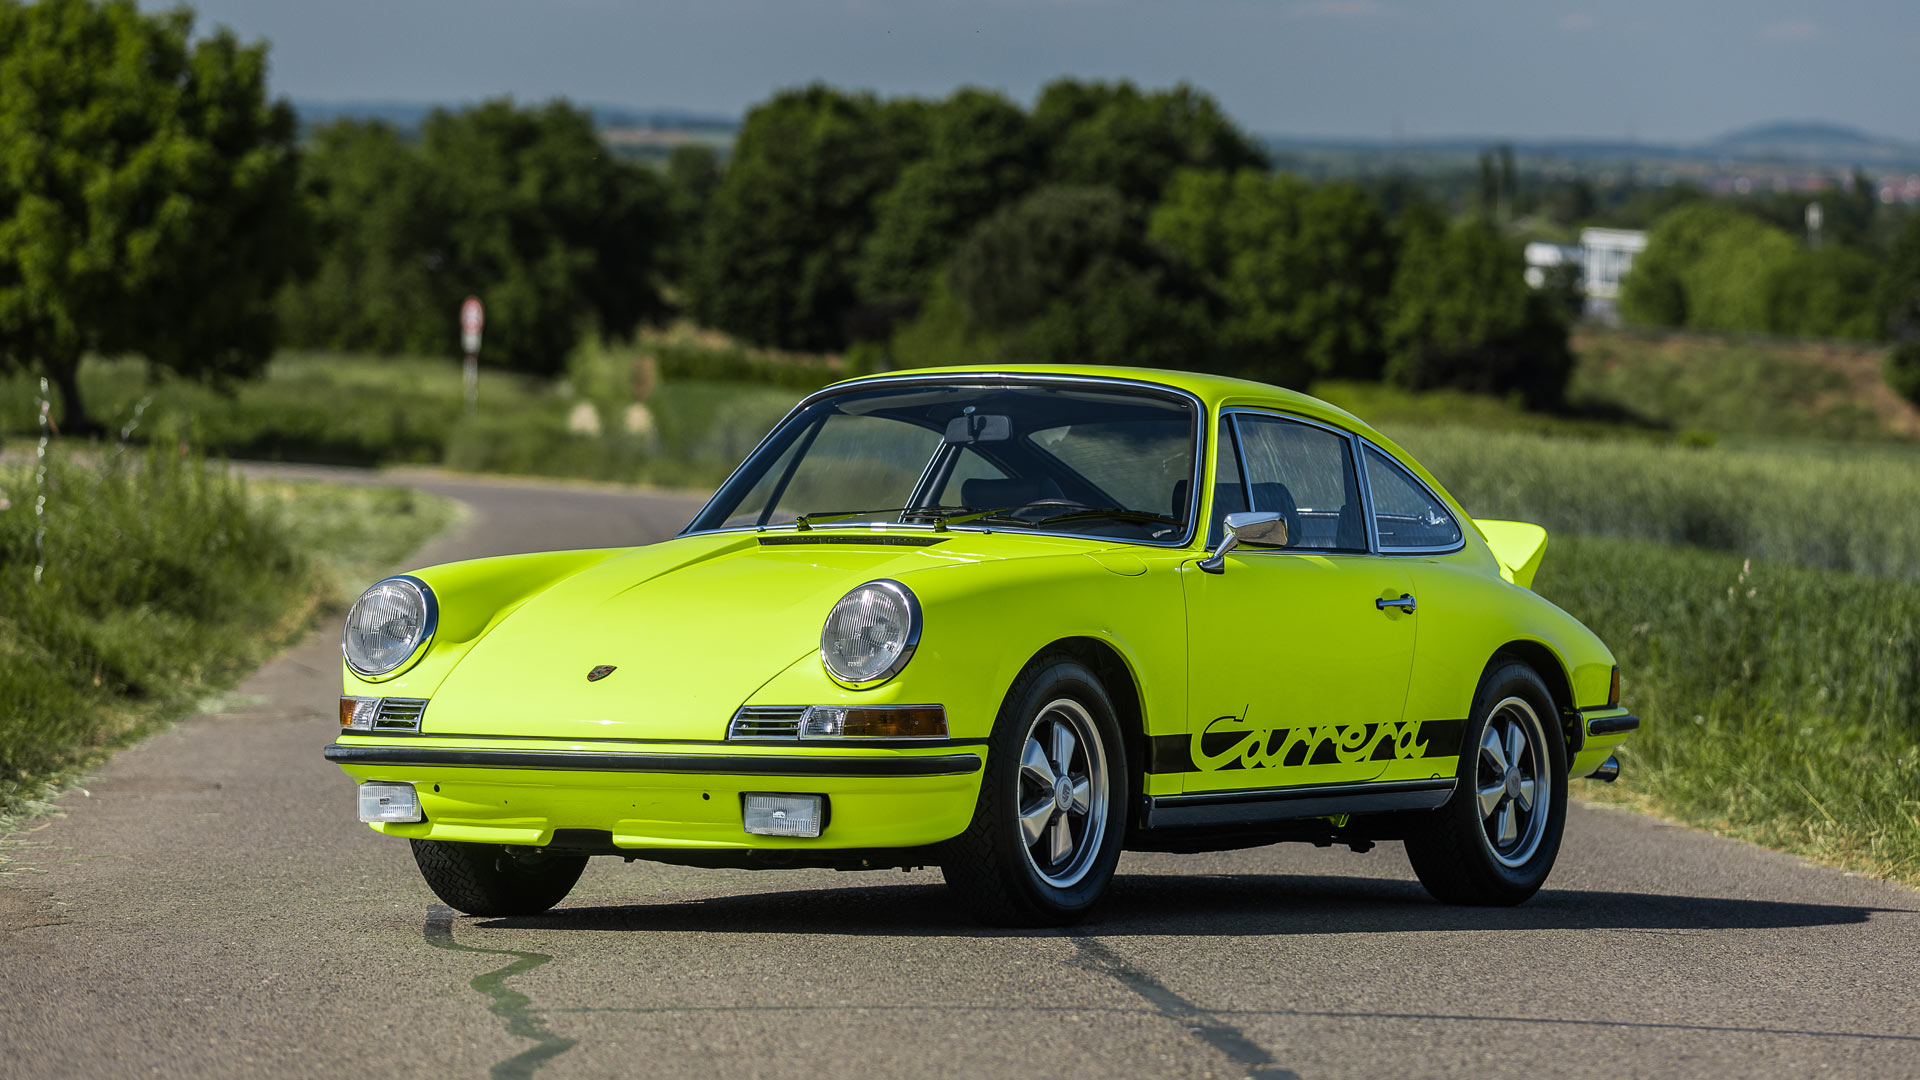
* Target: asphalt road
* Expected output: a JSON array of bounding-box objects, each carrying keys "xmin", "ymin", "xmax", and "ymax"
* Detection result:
[{"xmin": 3, "ymin": 471, "xmax": 1917, "ymax": 1080}]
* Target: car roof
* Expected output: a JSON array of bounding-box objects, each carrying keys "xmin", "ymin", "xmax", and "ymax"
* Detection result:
[{"xmin": 841, "ymin": 364, "xmax": 1384, "ymax": 442}]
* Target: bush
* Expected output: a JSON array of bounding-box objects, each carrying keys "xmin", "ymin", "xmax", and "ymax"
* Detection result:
[{"xmin": 1887, "ymin": 341, "xmax": 1920, "ymax": 405}]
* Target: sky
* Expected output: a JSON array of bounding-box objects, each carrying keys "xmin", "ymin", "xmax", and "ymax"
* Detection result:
[{"xmin": 157, "ymin": 0, "xmax": 1920, "ymax": 143}]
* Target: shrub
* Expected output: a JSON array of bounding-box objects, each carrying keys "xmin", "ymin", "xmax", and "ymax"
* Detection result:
[{"xmin": 1886, "ymin": 341, "xmax": 1920, "ymax": 405}]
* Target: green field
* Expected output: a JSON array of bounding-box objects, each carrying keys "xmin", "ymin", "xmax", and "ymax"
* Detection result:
[{"xmin": 0, "ymin": 448, "xmax": 454, "ymax": 827}]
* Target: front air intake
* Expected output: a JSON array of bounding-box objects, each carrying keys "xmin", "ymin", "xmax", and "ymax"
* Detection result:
[
  {"xmin": 372, "ymin": 697, "xmax": 429, "ymax": 732},
  {"xmin": 727, "ymin": 705, "xmax": 807, "ymax": 740}
]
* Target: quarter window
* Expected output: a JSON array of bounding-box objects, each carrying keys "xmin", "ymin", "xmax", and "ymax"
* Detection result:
[
  {"xmin": 1222, "ymin": 414, "xmax": 1369, "ymax": 552},
  {"xmin": 1364, "ymin": 446, "xmax": 1461, "ymax": 550}
]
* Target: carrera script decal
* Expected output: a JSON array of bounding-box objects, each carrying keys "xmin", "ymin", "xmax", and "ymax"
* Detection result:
[
  {"xmin": 1148, "ymin": 713, "xmax": 1464, "ymax": 775},
  {"xmin": 1193, "ymin": 708, "xmax": 1430, "ymax": 772}
]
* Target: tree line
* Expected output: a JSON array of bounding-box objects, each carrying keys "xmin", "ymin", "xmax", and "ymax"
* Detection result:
[{"xmin": 6, "ymin": 0, "xmax": 1918, "ymax": 433}]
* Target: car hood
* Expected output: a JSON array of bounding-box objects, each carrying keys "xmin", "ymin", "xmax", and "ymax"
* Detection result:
[{"xmin": 421, "ymin": 530, "xmax": 1081, "ymax": 741}]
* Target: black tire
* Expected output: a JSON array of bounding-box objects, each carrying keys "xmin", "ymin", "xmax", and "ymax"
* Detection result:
[
  {"xmin": 1405, "ymin": 661, "xmax": 1568, "ymax": 906},
  {"xmin": 410, "ymin": 839, "xmax": 588, "ymax": 917},
  {"xmin": 940, "ymin": 657, "xmax": 1128, "ymax": 927}
]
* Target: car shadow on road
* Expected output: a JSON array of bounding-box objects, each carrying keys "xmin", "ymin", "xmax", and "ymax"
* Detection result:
[{"xmin": 477, "ymin": 872, "xmax": 1912, "ymax": 937}]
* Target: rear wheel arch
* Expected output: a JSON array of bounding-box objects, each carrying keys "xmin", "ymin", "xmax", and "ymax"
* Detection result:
[{"xmin": 1489, "ymin": 640, "xmax": 1579, "ymax": 758}]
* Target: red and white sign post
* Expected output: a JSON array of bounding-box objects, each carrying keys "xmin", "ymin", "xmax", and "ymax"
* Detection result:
[{"xmin": 460, "ymin": 296, "xmax": 485, "ymax": 414}]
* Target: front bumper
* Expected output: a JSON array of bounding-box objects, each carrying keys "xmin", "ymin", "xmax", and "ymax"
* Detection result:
[{"xmin": 325, "ymin": 736, "xmax": 984, "ymax": 851}]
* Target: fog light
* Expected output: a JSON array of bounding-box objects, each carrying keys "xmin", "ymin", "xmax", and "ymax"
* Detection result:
[
  {"xmin": 358, "ymin": 781, "xmax": 423, "ymax": 823},
  {"xmin": 742, "ymin": 793, "xmax": 824, "ymax": 838},
  {"xmin": 340, "ymin": 696, "xmax": 379, "ymax": 731}
]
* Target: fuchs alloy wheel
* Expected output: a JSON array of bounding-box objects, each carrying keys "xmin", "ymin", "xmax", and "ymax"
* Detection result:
[
  {"xmin": 942, "ymin": 658, "xmax": 1127, "ymax": 926},
  {"xmin": 1406, "ymin": 661, "xmax": 1568, "ymax": 906},
  {"xmin": 410, "ymin": 839, "xmax": 588, "ymax": 917}
]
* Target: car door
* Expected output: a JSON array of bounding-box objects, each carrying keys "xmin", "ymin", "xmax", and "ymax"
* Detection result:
[{"xmin": 1177, "ymin": 411, "xmax": 1420, "ymax": 796}]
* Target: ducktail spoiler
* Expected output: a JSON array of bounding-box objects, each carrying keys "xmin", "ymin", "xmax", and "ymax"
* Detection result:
[{"xmin": 1475, "ymin": 520, "xmax": 1548, "ymax": 589}]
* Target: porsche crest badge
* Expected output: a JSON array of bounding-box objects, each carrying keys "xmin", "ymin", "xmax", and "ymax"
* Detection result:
[{"xmin": 586, "ymin": 665, "xmax": 617, "ymax": 682}]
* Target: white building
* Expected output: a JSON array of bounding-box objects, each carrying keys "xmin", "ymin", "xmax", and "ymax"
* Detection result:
[{"xmin": 1521, "ymin": 227, "xmax": 1648, "ymax": 322}]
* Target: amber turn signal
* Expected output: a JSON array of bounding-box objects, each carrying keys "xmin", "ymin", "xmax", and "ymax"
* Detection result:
[
  {"xmin": 799, "ymin": 705, "xmax": 947, "ymax": 740},
  {"xmin": 1608, "ymin": 666, "xmax": 1621, "ymax": 709},
  {"xmin": 340, "ymin": 696, "xmax": 379, "ymax": 731}
]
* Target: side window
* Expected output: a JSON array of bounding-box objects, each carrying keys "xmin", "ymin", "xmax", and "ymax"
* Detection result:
[
  {"xmin": 1229, "ymin": 414, "xmax": 1368, "ymax": 552},
  {"xmin": 1364, "ymin": 446, "xmax": 1462, "ymax": 550}
]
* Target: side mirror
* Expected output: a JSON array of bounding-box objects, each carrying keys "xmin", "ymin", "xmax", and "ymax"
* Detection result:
[{"xmin": 1198, "ymin": 511, "xmax": 1288, "ymax": 574}]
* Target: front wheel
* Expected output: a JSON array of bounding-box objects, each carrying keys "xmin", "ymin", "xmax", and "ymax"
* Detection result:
[
  {"xmin": 941, "ymin": 658, "xmax": 1127, "ymax": 926},
  {"xmin": 410, "ymin": 839, "xmax": 588, "ymax": 917},
  {"xmin": 1405, "ymin": 661, "xmax": 1568, "ymax": 906}
]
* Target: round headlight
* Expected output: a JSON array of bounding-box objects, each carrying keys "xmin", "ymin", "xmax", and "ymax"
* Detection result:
[
  {"xmin": 820, "ymin": 580, "xmax": 921, "ymax": 687},
  {"xmin": 342, "ymin": 576, "xmax": 436, "ymax": 677}
]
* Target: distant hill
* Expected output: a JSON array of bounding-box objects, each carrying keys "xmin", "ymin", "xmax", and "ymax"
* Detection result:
[
  {"xmin": 292, "ymin": 99, "xmax": 737, "ymax": 135},
  {"xmin": 1704, "ymin": 121, "xmax": 1920, "ymax": 165},
  {"xmin": 1261, "ymin": 122, "xmax": 1920, "ymax": 171}
]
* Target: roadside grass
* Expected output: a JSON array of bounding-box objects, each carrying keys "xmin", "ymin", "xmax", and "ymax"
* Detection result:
[
  {"xmin": 1538, "ymin": 534, "xmax": 1920, "ymax": 888},
  {"xmin": 0, "ymin": 447, "xmax": 454, "ymax": 829}
]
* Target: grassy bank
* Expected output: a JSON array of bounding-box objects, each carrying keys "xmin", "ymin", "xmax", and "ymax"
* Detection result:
[
  {"xmin": 0, "ymin": 448, "xmax": 454, "ymax": 826},
  {"xmin": 0, "ymin": 342, "xmax": 804, "ymax": 490},
  {"xmin": 1538, "ymin": 535, "xmax": 1920, "ymax": 886}
]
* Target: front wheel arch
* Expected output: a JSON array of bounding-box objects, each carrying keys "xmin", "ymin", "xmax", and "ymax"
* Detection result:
[{"xmin": 1022, "ymin": 637, "xmax": 1147, "ymax": 814}]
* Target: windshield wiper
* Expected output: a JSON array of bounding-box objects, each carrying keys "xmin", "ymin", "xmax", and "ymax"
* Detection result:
[
  {"xmin": 1032, "ymin": 508, "xmax": 1182, "ymax": 527},
  {"xmin": 790, "ymin": 507, "xmax": 966, "ymax": 531},
  {"xmin": 940, "ymin": 504, "xmax": 1180, "ymax": 530}
]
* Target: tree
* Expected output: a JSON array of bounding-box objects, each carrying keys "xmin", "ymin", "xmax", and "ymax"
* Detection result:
[
  {"xmin": 1619, "ymin": 202, "xmax": 1798, "ymax": 332},
  {"xmin": 421, "ymin": 101, "xmax": 671, "ymax": 375},
  {"xmin": 1150, "ymin": 168, "xmax": 1395, "ymax": 386},
  {"xmin": 0, "ymin": 0, "xmax": 306, "ymax": 434},
  {"xmin": 1879, "ymin": 212, "xmax": 1920, "ymax": 344},
  {"xmin": 662, "ymin": 144, "xmax": 723, "ymax": 285},
  {"xmin": 858, "ymin": 89, "xmax": 1042, "ymax": 313},
  {"xmin": 280, "ymin": 101, "xmax": 671, "ymax": 372},
  {"xmin": 1033, "ymin": 80, "xmax": 1267, "ymax": 207},
  {"xmin": 692, "ymin": 86, "xmax": 928, "ymax": 350},
  {"xmin": 946, "ymin": 184, "xmax": 1216, "ymax": 370},
  {"xmin": 1384, "ymin": 219, "xmax": 1572, "ymax": 407},
  {"xmin": 276, "ymin": 121, "xmax": 443, "ymax": 356}
]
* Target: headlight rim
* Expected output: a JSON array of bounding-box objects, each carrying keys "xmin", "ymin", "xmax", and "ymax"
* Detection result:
[
  {"xmin": 819, "ymin": 578, "xmax": 922, "ymax": 689},
  {"xmin": 341, "ymin": 574, "xmax": 439, "ymax": 680}
]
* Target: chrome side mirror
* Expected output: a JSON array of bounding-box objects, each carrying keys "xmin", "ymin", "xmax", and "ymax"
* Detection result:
[{"xmin": 1198, "ymin": 511, "xmax": 1288, "ymax": 574}]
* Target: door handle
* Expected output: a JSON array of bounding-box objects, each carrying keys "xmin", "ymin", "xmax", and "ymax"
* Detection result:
[{"xmin": 1376, "ymin": 593, "xmax": 1417, "ymax": 613}]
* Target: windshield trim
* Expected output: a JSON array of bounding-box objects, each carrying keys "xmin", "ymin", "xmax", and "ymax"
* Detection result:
[{"xmin": 679, "ymin": 372, "xmax": 1209, "ymax": 550}]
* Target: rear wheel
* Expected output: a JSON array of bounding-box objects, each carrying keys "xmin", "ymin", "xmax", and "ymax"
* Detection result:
[
  {"xmin": 1405, "ymin": 662, "xmax": 1567, "ymax": 905},
  {"xmin": 410, "ymin": 839, "xmax": 588, "ymax": 917},
  {"xmin": 941, "ymin": 658, "xmax": 1126, "ymax": 926}
]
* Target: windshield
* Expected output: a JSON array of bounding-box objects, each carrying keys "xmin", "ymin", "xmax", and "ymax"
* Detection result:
[{"xmin": 687, "ymin": 380, "xmax": 1200, "ymax": 545}]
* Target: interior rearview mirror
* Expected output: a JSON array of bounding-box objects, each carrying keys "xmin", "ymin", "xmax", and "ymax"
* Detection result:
[
  {"xmin": 1198, "ymin": 510, "xmax": 1288, "ymax": 574},
  {"xmin": 944, "ymin": 414, "xmax": 1011, "ymax": 444}
]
